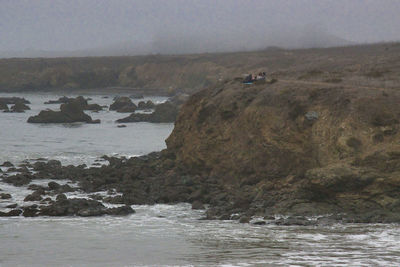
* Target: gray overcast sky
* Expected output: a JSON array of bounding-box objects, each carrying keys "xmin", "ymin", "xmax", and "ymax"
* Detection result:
[{"xmin": 1, "ymin": 0, "xmax": 400, "ymax": 55}]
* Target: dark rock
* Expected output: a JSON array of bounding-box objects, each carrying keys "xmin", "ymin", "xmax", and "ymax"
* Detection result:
[
  {"xmin": 252, "ymin": 220, "xmax": 267, "ymax": 225},
  {"xmin": 110, "ymin": 97, "xmax": 137, "ymax": 113},
  {"xmin": 191, "ymin": 200, "xmax": 205, "ymax": 210},
  {"xmin": 117, "ymin": 124, "xmax": 127, "ymax": 128},
  {"xmin": 48, "ymin": 181, "xmax": 61, "ymax": 190},
  {"xmin": 0, "ymin": 193, "xmax": 12, "ymax": 199},
  {"xmin": 24, "ymin": 192, "xmax": 43, "ymax": 202},
  {"xmin": 8, "ymin": 102, "xmax": 30, "ymax": 113},
  {"xmin": 88, "ymin": 119, "xmax": 101, "ymax": 124},
  {"xmin": 103, "ymin": 195, "xmax": 124, "ymax": 204},
  {"xmin": 275, "ymin": 217, "xmax": 314, "ymax": 226},
  {"xmin": 85, "ymin": 104, "xmax": 103, "ymax": 111},
  {"xmin": 22, "ymin": 205, "xmax": 40, "ymax": 217},
  {"xmin": 239, "ymin": 216, "xmax": 250, "ymax": 223},
  {"xmin": 0, "ymin": 209, "xmax": 22, "ymax": 217},
  {"xmin": 137, "ymin": 100, "xmax": 155, "ymax": 110},
  {"xmin": 0, "ymin": 97, "xmax": 30, "ymax": 105},
  {"xmin": 27, "ymin": 98, "xmax": 95, "ymax": 123},
  {"xmin": 116, "ymin": 101, "xmax": 178, "ymax": 123},
  {"xmin": 6, "ymin": 203, "xmax": 18, "ymax": 208},
  {"xmin": 1, "ymin": 161, "xmax": 14, "ymax": 167},
  {"xmin": 39, "ymin": 198, "xmax": 106, "ymax": 216},
  {"xmin": 105, "ymin": 205, "xmax": 135, "ymax": 215},
  {"xmin": 44, "ymin": 96, "xmax": 71, "ymax": 105},
  {"xmin": 2, "ymin": 174, "xmax": 32, "ymax": 186},
  {"xmin": 56, "ymin": 194, "xmax": 67, "ymax": 201},
  {"xmin": 0, "ymin": 102, "xmax": 9, "ymax": 111}
]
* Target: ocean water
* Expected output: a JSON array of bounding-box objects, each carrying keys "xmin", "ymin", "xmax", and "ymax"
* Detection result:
[{"xmin": 1, "ymin": 93, "xmax": 400, "ymax": 266}]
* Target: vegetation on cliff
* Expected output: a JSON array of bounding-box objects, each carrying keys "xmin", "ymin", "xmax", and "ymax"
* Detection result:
[
  {"xmin": 0, "ymin": 43, "xmax": 399, "ymax": 95},
  {"xmin": 165, "ymin": 78, "xmax": 400, "ymax": 221}
]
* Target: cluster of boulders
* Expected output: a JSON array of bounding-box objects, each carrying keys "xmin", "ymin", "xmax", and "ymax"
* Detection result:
[
  {"xmin": 28, "ymin": 96, "xmax": 100, "ymax": 123},
  {"xmin": 0, "ymin": 97, "xmax": 31, "ymax": 113}
]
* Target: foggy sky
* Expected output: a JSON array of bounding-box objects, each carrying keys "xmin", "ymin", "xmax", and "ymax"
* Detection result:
[{"xmin": 1, "ymin": 0, "xmax": 400, "ymax": 57}]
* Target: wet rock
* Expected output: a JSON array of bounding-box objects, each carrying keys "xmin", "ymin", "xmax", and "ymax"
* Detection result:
[
  {"xmin": 239, "ymin": 216, "xmax": 250, "ymax": 223},
  {"xmin": 6, "ymin": 203, "xmax": 18, "ymax": 209},
  {"xmin": 105, "ymin": 205, "xmax": 135, "ymax": 216},
  {"xmin": 191, "ymin": 200, "xmax": 205, "ymax": 210},
  {"xmin": 274, "ymin": 217, "xmax": 314, "ymax": 226},
  {"xmin": 110, "ymin": 97, "xmax": 137, "ymax": 113},
  {"xmin": 48, "ymin": 181, "xmax": 61, "ymax": 190},
  {"xmin": 252, "ymin": 220, "xmax": 266, "ymax": 225},
  {"xmin": 0, "ymin": 193, "xmax": 12, "ymax": 199},
  {"xmin": 2, "ymin": 174, "xmax": 32, "ymax": 186},
  {"xmin": 117, "ymin": 124, "xmax": 127, "ymax": 128},
  {"xmin": 137, "ymin": 100, "xmax": 155, "ymax": 110},
  {"xmin": 24, "ymin": 192, "xmax": 43, "ymax": 202},
  {"xmin": 8, "ymin": 102, "xmax": 30, "ymax": 113},
  {"xmin": 0, "ymin": 102, "xmax": 9, "ymax": 111},
  {"xmin": 56, "ymin": 194, "xmax": 67, "ymax": 201},
  {"xmin": 1, "ymin": 161, "xmax": 14, "ymax": 167},
  {"xmin": 85, "ymin": 104, "xmax": 103, "ymax": 111},
  {"xmin": 27, "ymin": 98, "xmax": 95, "ymax": 123},
  {"xmin": 0, "ymin": 97, "xmax": 30, "ymax": 105},
  {"xmin": 116, "ymin": 101, "xmax": 178, "ymax": 123},
  {"xmin": 22, "ymin": 205, "xmax": 40, "ymax": 217},
  {"xmin": 103, "ymin": 195, "xmax": 124, "ymax": 204},
  {"xmin": 0, "ymin": 209, "xmax": 22, "ymax": 217},
  {"xmin": 39, "ymin": 198, "xmax": 106, "ymax": 216},
  {"xmin": 44, "ymin": 96, "xmax": 71, "ymax": 105}
]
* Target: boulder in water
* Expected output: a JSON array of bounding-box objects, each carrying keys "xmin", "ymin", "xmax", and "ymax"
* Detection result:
[
  {"xmin": 110, "ymin": 97, "xmax": 137, "ymax": 113},
  {"xmin": 27, "ymin": 98, "xmax": 98, "ymax": 123},
  {"xmin": 8, "ymin": 102, "xmax": 30, "ymax": 113}
]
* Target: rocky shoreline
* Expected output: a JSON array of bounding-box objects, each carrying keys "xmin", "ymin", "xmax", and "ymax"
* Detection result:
[{"xmin": 2, "ymin": 79, "xmax": 400, "ymax": 224}]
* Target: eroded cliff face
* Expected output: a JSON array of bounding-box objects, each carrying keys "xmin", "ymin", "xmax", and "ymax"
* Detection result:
[{"xmin": 166, "ymin": 80, "xmax": 400, "ymax": 218}]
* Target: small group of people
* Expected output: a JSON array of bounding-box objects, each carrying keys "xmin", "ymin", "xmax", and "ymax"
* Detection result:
[{"xmin": 243, "ymin": 72, "xmax": 267, "ymax": 83}]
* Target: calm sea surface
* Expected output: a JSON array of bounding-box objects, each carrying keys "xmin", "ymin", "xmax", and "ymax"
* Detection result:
[{"xmin": 0, "ymin": 93, "xmax": 400, "ymax": 266}]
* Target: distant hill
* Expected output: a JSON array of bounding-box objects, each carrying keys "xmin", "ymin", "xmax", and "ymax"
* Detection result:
[{"xmin": 0, "ymin": 30, "xmax": 353, "ymax": 58}]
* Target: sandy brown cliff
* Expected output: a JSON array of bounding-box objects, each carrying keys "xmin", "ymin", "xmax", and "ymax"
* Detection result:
[{"xmin": 166, "ymin": 79, "xmax": 400, "ymax": 220}]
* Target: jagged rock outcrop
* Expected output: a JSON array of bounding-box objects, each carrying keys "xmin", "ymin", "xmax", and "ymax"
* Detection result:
[
  {"xmin": 116, "ymin": 101, "xmax": 178, "ymax": 123},
  {"xmin": 165, "ymin": 80, "xmax": 400, "ymax": 219},
  {"xmin": 27, "ymin": 98, "xmax": 99, "ymax": 123}
]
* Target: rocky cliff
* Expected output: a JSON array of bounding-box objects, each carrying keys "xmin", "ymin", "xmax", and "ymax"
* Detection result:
[{"xmin": 165, "ymin": 79, "xmax": 400, "ymax": 221}]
